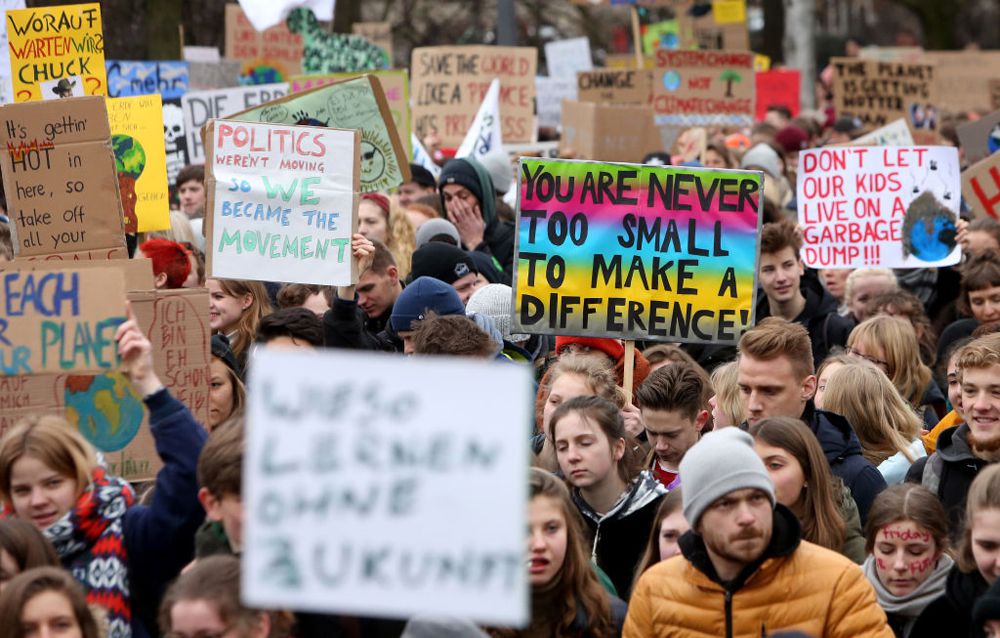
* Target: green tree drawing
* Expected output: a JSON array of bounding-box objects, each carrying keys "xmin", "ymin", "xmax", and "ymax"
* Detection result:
[{"xmin": 719, "ymin": 70, "xmax": 742, "ymax": 98}]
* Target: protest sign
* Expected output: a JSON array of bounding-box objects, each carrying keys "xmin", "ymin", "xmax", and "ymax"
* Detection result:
[
  {"xmin": 411, "ymin": 45, "xmax": 537, "ymax": 147},
  {"xmin": 226, "ymin": 4, "xmax": 303, "ymax": 84},
  {"xmin": 576, "ymin": 69, "xmax": 652, "ymax": 106},
  {"xmin": 0, "ymin": 0, "xmax": 25, "ymax": 103},
  {"xmin": 6, "ymin": 3, "xmax": 106, "ymax": 102},
  {"xmin": 287, "ymin": 9, "xmax": 389, "ymax": 74},
  {"xmin": 652, "ymin": 50, "xmax": 754, "ymax": 127},
  {"xmin": 231, "ymin": 75, "xmax": 409, "ymax": 192},
  {"xmin": 676, "ymin": 7, "xmax": 749, "ymax": 51},
  {"xmin": 162, "ymin": 98, "xmax": 189, "ymax": 190},
  {"xmin": 0, "ymin": 266, "xmax": 125, "ymax": 376},
  {"xmin": 957, "ymin": 109, "xmax": 1000, "ymax": 165},
  {"xmin": 188, "ymin": 60, "xmax": 242, "ymax": 90},
  {"xmin": 0, "ymin": 96, "xmax": 125, "ymax": 257},
  {"xmin": 204, "ymin": 120, "xmax": 359, "ymax": 285},
  {"xmin": 181, "ymin": 83, "xmax": 288, "ymax": 163},
  {"xmin": 106, "ymin": 61, "xmax": 188, "ymax": 99},
  {"xmin": 456, "ymin": 79, "xmax": 502, "ymax": 162},
  {"xmin": 513, "ymin": 158, "xmax": 762, "ymax": 343},
  {"xmin": 831, "ymin": 58, "xmax": 938, "ymax": 132},
  {"xmin": 560, "ymin": 100, "xmax": 659, "ymax": 163},
  {"xmin": 991, "ymin": 79, "xmax": 1000, "ymax": 111},
  {"xmin": 237, "ymin": 0, "xmax": 333, "ymax": 32},
  {"xmin": 352, "ymin": 22, "xmax": 393, "ymax": 63},
  {"xmin": 845, "ymin": 118, "xmax": 915, "ymax": 147},
  {"xmin": 544, "ymin": 37, "xmax": 592, "ymax": 80},
  {"xmin": 962, "ymin": 153, "xmax": 1000, "ymax": 220},
  {"xmin": 797, "ymin": 146, "xmax": 960, "ymax": 269},
  {"xmin": 754, "ymin": 69, "xmax": 800, "ymax": 122},
  {"xmin": 858, "ymin": 47, "xmax": 924, "ymax": 62},
  {"xmin": 713, "ymin": 0, "xmax": 747, "ymax": 24},
  {"xmin": 921, "ymin": 51, "xmax": 1000, "ymax": 113},
  {"xmin": 535, "ymin": 77, "xmax": 576, "ymax": 129},
  {"xmin": 182, "ymin": 46, "xmax": 220, "ymax": 63},
  {"xmin": 243, "ymin": 348, "xmax": 530, "ymax": 623},
  {"xmin": 107, "ymin": 95, "xmax": 170, "ymax": 233},
  {"xmin": 642, "ymin": 20, "xmax": 680, "ymax": 56}
]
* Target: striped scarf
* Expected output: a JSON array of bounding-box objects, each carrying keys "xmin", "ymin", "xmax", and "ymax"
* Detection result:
[{"xmin": 45, "ymin": 467, "xmax": 135, "ymax": 638}]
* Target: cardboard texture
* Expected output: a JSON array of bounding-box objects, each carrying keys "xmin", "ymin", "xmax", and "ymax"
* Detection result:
[
  {"xmin": 181, "ymin": 83, "xmax": 289, "ymax": 163},
  {"xmin": 229, "ymin": 75, "xmax": 409, "ymax": 192},
  {"xmin": 6, "ymin": 3, "xmax": 107, "ymax": 102},
  {"xmin": 921, "ymin": 51, "xmax": 1000, "ymax": 113},
  {"xmin": 0, "ymin": 288, "xmax": 211, "ymax": 483},
  {"xmin": 832, "ymin": 58, "xmax": 938, "ymax": 131},
  {"xmin": 605, "ymin": 54, "xmax": 654, "ymax": 70},
  {"xmin": 19, "ymin": 246, "xmax": 128, "ymax": 262},
  {"xmin": 957, "ymin": 109, "xmax": 1000, "ymax": 165},
  {"xmin": 676, "ymin": 7, "xmax": 749, "ymax": 51},
  {"xmin": 188, "ymin": 60, "xmax": 242, "ymax": 90},
  {"xmin": 991, "ymin": 80, "xmax": 1000, "ymax": 111},
  {"xmin": 108, "ymin": 95, "xmax": 171, "ymax": 233},
  {"xmin": 226, "ymin": 4, "xmax": 304, "ymax": 84},
  {"xmin": 106, "ymin": 61, "xmax": 188, "ymax": 100},
  {"xmin": 963, "ymin": 153, "xmax": 1000, "ymax": 220},
  {"xmin": 652, "ymin": 49, "xmax": 755, "ymax": 127},
  {"xmin": 203, "ymin": 120, "xmax": 360, "ymax": 285},
  {"xmin": 754, "ymin": 69, "xmax": 800, "ymax": 122},
  {"xmin": 351, "ymin": 22, "xmax": 393, "ymax": 64},
  {"xmin": 411, "ymin": 45, "xmax": 537, "ymax": 147},
  {"xmin": 0, "ymin": 96, "xmax": 126, "ymax": 257},
  {"xmin": 559, "ymin": 100, "xmax": 659, "ymax": 163},
  {"xmin": 576, "ymin": 69, "xmax": 652, "ymax": 106},
  {"xmin": 1, "ymin": 256, "xmax": 154, "ymax": 290}
]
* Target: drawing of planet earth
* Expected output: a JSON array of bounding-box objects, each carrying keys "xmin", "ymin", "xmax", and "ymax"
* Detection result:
[
  {"xmin": 64, "ymin": 373, "xmax": 145, "ymax": 452},
  {"xmin": 662, "ymin": 71, "xmax": 681, "ymax": 91}
]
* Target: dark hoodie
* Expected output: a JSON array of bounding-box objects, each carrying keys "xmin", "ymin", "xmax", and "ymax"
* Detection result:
[
  {"xmin": 755, "ymin": 271, "xmax": 852, "ymax": 366},
  {"xmin": 323, "ymin": 294, "xmax": 398, "ymax": 352},
  {"xmin": 909, "ymin": 565, "xmax": 989, "ymax": 638},
  {"xmin": 438, "ymin": 158, "xmax": 516, "ymax": 276}
]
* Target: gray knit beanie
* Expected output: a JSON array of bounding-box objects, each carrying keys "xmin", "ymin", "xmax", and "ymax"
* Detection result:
[
  {"xmin": 679, "ymin": 427, "xmax": 775, "ymax": 527},
  {"xmin": 466, "ymin": 283, "xmax": 529, "ymax": 343}
]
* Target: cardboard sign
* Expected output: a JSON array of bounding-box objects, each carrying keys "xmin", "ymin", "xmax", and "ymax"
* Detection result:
[
  {"xmin": 181, "ymin": 83, "xmax": 288, "ymax": 163},
  {"xmin": 713, "ymin": 0, "xmax": 747, "ymax": 24},
  {"xmin": 351, "ymin": 22, "xmax": 393, "ymax": 63},
  {"xmin": 831, "ymin": 58, "xmax": 938, "ymax": 132},
  {"xmin": 846, "ymin": 119, "xmax": 915, "ymax": 147},
  {"xmin": 0, "ymin": 0, "xmax": 26, "ymax": 103},
  {"xmin": 957, "ymin": 109, "xmax": 1000, "ymax": 165},
  {"xmin": 6, "ymin": 3, "xmax": 107, "ymax": 102},
  {"xmin": 858, "ymin": 47, "xmax": 924, "ymax": 62},
  {"xmin": 544, "ymin": 37, "xmax": 592, "ymax": 80},
  {"xmin": 962, "ymin": 153, "xmax": 1000, "ymax": 220},
  {"xmin": 162, "ymin": 97, "xmax": 188, "ymax": 191},
  {"xmin": 0, "ymin": 96, "xmax": 125, "ymax": 257},
  {"xmin": 287, "ymin": 9, "xmax": 388, "ymax": 75},
  {"xmin": 512, "ymin": 158, "xmax": 762, "ymax": 343},
  {"xmin": 921, "ymin": 51, "xmax": 1000, "ymax": 113},
  {"xmin": 576, "ymin": 69, "xmax": 652, "ymax": 106},
  {"xmin": 243, "ymin": 348, "xmax": 530, "ymax": 624},
  {"xmin": 230, "ymin": 75, "xmax": 409, "ymax": 192},
  {"xmin": 642, "ymin": 20, "xmax": 680, "ymax": 56},
  {"xmin": 106, "ymin": 61, "xmax": 188, "ymax": 100},
  {"xmin": 411, "ymin": 46, "xmax": 537, "ymax": 147},
  {"xmin": 226, "ymin": 4, "xmax": 303, "ymax": 84},
  {"xmin": 991, "ymin": 79, "xmax": 1000, "ymax": 111},
  {"xmin": 754, "ymin": 69, "xmax": 800, "ymax": 122},
  {"xmin": 797, "ymin": 146, "xmax": 961, "ymax": 269},
  {"xmin": 559, "ymin": 100, "xmax": 659, "ymax": 163},
  {"xmin": 535, "ymin": 77, "xmax": 576, "ymax": 129},
  {"xmin": 0, "ymin": 266, "xmax": 125, "ymax": 375},
  {"xmin": 652, "ymin": 50, "xmax": 754, "ymax": 127},
  {"xmin": 188, "ymin": 59, "xmax": 241, "ymax": 90},
  {"xmin": 204, "ymin": 120, "xmax": 359, "ymax": 285},
  {"xmin": 676, "ymin": 7, "xmax": 749, "ymax": 51},
  {"xmin": 107, "ymin": 95, "xmax": 171, "ymax": 233}
]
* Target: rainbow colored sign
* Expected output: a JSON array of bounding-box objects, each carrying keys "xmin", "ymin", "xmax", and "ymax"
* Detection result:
[{"xmin": 513, "ymin": 158, "xmax": 762, "ymax": 344}]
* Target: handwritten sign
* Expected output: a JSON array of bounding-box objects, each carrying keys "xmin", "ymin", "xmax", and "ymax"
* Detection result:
[
  {"xmin": 513, "ymin": 158, "xmax": 762, "ymax": 344},
  {"xmin": 6, "ymin": 3, "xmax": 106, "ymax": 102},
  {"xmin": 0, "ymin": 0, "xmax": 26, "ymax": 103},
  {"xmin": 754, "ymin": 69, "xmax": 800, "ymax": 122},
  {"xmin": 535, "ymin": 77, "xmax": 575, "ymax": 129},
  {"xmin": 0, "ymin": 96, "xmax": 125, "ymax": 256},
  {"xmin": 225, "ymin": 4, "xmax": 303, "ymax": 84},
  {"xmin": 922, "ymin": 51, "xmax": 1000, "ymax": 113},
  {"xmin": 411, "ymin": 45, "xmax": 537, "ymax": 147},
  {"xmin": 962, "ymin": 153, "xmax": 1000, "ymax": 220},
  {"xmin": 677, "ymin": 7, "xmax": 749, "ymax": 51},
  {"xmin": 576, "ymin": 69, "xmax": 652, "ymax": 106},
  {"xmin": 832, "ymin": 58, "xmax": 938, "ymax": 132},
  {"xmin": 106, "ymin": 61, "xmax": 188, "ymax": 99},
  {"xmin": 544, "ymin": 37, "xmax": 592, "ymax": 80},
  {"xmin": 204, "ymin": 120, "xmax": 359, "ymax": 285},
  {"xmin": 243, "ymin": 348, "xmax": 530, "ymax": 623},
  {"xmin": 652, "ymin": 50, "xmax": 754, "ymax": 127},
  {"xmin": 181, "ymin": 83, "xmax": 288, "ymax": 163},
  {"xmin": 797, "ymin": 146, "xmax": 960, "ymax": 269},
  {"xmin": 231, "ymin": 75, "xmax": 409, "ymax": 192},
  {"xmin": 957, "ymin": 109, "xmax": 1000, "ymax": 165},
  {"xmin": 108, "ymin": 95, "xmax": 170, "ymax": 233}
]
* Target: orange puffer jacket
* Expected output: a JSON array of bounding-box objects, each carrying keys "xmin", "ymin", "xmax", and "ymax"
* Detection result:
[{"xmin": 624, "ymin": 505, "xmax": 894, "ymax": 638}]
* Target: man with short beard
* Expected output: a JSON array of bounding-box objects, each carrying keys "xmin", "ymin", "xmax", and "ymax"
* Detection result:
[
  {"xmin": 625, "ymin": 428, "xmax": 892, "ymax": 638},
  {"xmin": 908, "ymin": 332, "xmax": 1000, "ymax": 539}
]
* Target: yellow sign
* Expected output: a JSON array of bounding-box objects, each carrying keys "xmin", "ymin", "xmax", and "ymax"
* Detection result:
[
  {"xmin": 713, "ymin": 0, "xmax": 747, "ymax": 25},
  {"xmin": 107, "ymin": 96, "xmax": 170, "ymax": 233},
  {"xmin": 754, "ymin": 54, "xmax": 772, "ymax": 72},
  {"xmin": 6, "ymin": 3, "xmax": 107, "ymax": 102}
]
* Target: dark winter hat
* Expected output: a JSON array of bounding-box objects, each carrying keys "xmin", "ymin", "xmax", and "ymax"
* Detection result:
[
  {"xmin": 975, "ymin": 577, "xmax": 1000, "ymax": 626},
  {"xmin": 832, "ymin": 116, "xmax": 863, "ymax": 134},
  {"xmin": 438, "ymin": 157, "xmax": 485, "ymax": 205},
  {"xmin": 211, "ymin": 334, "xmax": 243, "ymax": 380},
  {"xmin": 409, "ymin": 242, "xmax": 478, "ymax": 285},
  {"xmin": 408, "ymin": 163, "xmax": 436, "ymax": 188},
  {"xmin": 775, "ymin": 125, "xmax": 810, "ymax": 154},
  {"xmin": 390, "ymin": 276, "xmax": 466, "ymax": 332}
]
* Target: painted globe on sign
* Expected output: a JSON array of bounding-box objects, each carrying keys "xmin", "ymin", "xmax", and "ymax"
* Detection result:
[
  {"xmin": 111, "ymin": 134, "xmax": 146, "ymax": 179},
  {"xmin": 64, "ymin": 373, "xmax": 145, "ymax": 452},
  {"xmin": 662, "ymin": 70, "xmax": 681, "ymax": 91}
]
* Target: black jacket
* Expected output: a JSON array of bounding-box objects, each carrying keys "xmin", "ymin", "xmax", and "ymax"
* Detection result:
[
  {"xmin": 475, "ymin": 218, "xmax": 516, "ymax": 277},
  {"xmin": 909, "ymin": 566, "xmax": 989, "ymax": 638},
  {"xmin": 323, "ymin": 295, "xmax": 402, "ymax": 352}
]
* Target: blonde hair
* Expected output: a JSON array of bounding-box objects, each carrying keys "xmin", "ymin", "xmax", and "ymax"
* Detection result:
[
  {"xmin": 959, "ymin": 464, "xmax": 1000, "ymax": 573},
  {"xmin": 848, "ymin": 315, "xmax": 932, "ymax": 407},
  {"xmin": 142, "ymin": 210, "xmax": 197, "ymax": 245},
  {"xmin": 844, "ymin": 268, "xmax": 897, "ymax": 309},
  {"xmin": 0, "ymin": 415, "xmax": 96, "ymax": 507},
  {"xmin": 543, "ymin": 353, "xmax": 626, "ymax": 411},
  {"xmin": 957, "ymin": 333, "xmax": 1000, "ymax": 383},
  {"xmin": 709, "ymin": 361, "xmax": 742, "ymax": 426},
  {"xmin": 386, "ymin": 203, "xmax": 415, "ymax": 280},
  {"xmin": 823, "ymin": 362, "xmax": 921, "ymax": 466}
]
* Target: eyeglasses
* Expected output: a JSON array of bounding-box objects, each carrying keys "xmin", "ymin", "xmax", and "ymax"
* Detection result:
[{"xmin": 846, "ymin": 347, "xmax": 889, "ymax": 370}]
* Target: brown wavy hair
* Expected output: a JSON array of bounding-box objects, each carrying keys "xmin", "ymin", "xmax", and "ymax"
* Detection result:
[
  {"xmin": 0, "ymin": 567, "xmax": 101, "ymax": 638},
  {"xmin": 210, "ymin": 279, "xmax": 272, "ymax": 362},
  {"xmin": 549, "ymin": 395, "xmax": 643, "ymax": 484}
]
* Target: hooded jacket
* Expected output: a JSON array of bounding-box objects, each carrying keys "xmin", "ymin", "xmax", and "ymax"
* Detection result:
[
  {"xmin": 908, "ymin": 565, "xmax": 989, "ymax": 638},
  {"xmin": 624, "ymin": 505, "xmax": 893, "ymax": 638},
  {"xmin": 755, "ymin": 271, "xmax": 852, "ymax": 366},
  {"xmin": 572, "ymin": 471, "xmax": 666, "ymax": 600}
]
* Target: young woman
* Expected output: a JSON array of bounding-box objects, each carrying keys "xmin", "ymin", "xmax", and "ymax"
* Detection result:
[
  {"xmin": 358, "ymin": 193, "xmax": 415, "ymax": 279},
  {"xmin": 0, "ymin": 304, "xmax": 207, "ymax": 638},
  {"xmin": 815, "ymin": 352, "xmax": 854, "ymax": 410},
  {"xmin": 862, "ymin": 484, "xmax": 952, "ymax": 638},
  {"xmin": 847, "ymin": 315, "xmax": 945, "ymax": 428},
  {"xmin": 630, "ymin": 489, "xmax": 688, "ymax": 591},
  {"xmin": 549, "ymin": 396, "xmax": 665, "ymax": 599},
  {"xmin": 844, "ymin": 267, "xmax": 898, "ymax": 324},
  {"xmin": 822, "ymin": 362, "xmax": 926, "ymax": 485},
  {"xmin": 708, "ymin": 361, "xmax": 742, "ymax": 428},
  {"xmin": 158, "ymin": 555, "xmax": 272, "ymax": 638},
  {"xmin": 0, "ymin": 567, "xmax": 102, "ymax": 638},
  {"xmin": 910, "ymin": 464, "xmax": 1000, "ymax": 637},
  {"xmin": 206, "ymin": 278, "xmax": 272, "ymax": 371},
  {"xmin": 937, "ymin": 252, "xmax": 1000, "ymax": 364},
  {"xmin": 0, "ymin": 520, "xmax": 59, "ymax": 593},
  {"xmin": 750, "ymin": 416, "xmax": 866, "ymax": 563},
  {"xmin": 208, "ymin": 335, "xmax": 246, "ymax": 430},
  {"xmin": 868, "ymin": 289, "xmax": 938, "ymax": 367}
]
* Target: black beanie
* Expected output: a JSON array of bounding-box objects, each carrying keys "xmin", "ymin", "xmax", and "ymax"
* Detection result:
[
  {"xmin": 408, "ymin": 242, "xmax": 478, "ymax": 285},
  {"xmin": 408, "ymin": 163, "xmax": 436, "ymax": 188},
  {"xmin": 438, "ymin": 158, "xmax": 484, "ymax": 206}
]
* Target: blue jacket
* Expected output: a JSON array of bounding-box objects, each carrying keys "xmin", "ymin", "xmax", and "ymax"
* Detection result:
[{"xmin": 124, "ymin": 389, "xmax": 207, "ymax": 638}]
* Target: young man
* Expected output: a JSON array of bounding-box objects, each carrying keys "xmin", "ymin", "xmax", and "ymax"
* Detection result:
[
  {"xmin": 397, "ymin": 163, "xmax": 437, "ymax": 208},
  {"xmin": 756, "ymin": 220, "xmax": 851, "ymax": 365},
  {"xmin": 389, "ymin": 277, "xmax": 466, "ymax": 354},
  {"xmin": 438, "ymin": 157, "xmax": 515, "ymax": 275},
  {"xmin": 908, "ymin": 332, "xmax": 1000, "ymax": 537},
  {"xmin": 411, "ymin": 313, "xmax": 498, "ymax": 358},
  {"xmin": 625, "ymin": 428, "xmax": 893, "ymax": 638},
  {"xmin": 408, "ymin": 241, "xmax": 481, "ymax": 305},
  {"xmin": 738, "ymin": 318, "xmax": 886, "ymax": 522},
  {"xmin": 635, "ymin": 363, "xmax": 710, "ymax": 489},
  {"xmin": 256, "ymin": 308, "xmax": 324, "ymax": 349},
  {"xmin": 196, "ymin": 421, "xmax": 245, "ymax": 557},
  {"xmin": 175, "ymin": 164, "xmax": 206, "ymax": 219},
  {"xmin": 325, "ymin": 239, "xmax": 404, "ymax": 351}
]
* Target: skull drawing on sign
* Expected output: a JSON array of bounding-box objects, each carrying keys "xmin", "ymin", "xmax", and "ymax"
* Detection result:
[{"xmin": 163, "ymin": 103, "xmax": 184, "ymax": 146}]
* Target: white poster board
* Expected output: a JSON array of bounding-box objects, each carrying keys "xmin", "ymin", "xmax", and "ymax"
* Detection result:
[
  {"xmin": 181, "ymin": 83, "xmax": 288, "ymax": 162},
  {"xmin": 544, "ymin": 37, "xmax": 593, "ymax": 80},
  {"xmin": 535, "ymin": 77, "xmax": 576, "ymax": 129},
  {"xmin": 798, "ymin": 146, "xmax": 961, "ymax": 269},
  {"xmin": 207, "ymin": 121, "xmax": 358, "ymax": 285},
  {"xmin": 848, "ymin": 118, "xmax": 915, "ymax": 147},
  {"xmin": 243, "ymin": 349, "xmax": 531, "ymax": 625}
]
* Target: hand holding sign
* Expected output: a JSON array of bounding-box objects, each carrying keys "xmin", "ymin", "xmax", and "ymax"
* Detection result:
[{"xmin": 115, "ymin": 301, "xmax": 163, "ymax": 398}]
